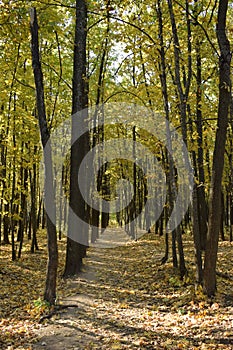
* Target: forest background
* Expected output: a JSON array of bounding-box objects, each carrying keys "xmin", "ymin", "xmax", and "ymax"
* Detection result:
[{"xmin": 0, "ymin": 0, "xmax": 233, "ymax": 335}]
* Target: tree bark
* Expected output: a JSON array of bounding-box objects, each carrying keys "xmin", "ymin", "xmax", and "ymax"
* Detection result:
[
  {"xmin": 203, "ymin": 0, "xmax": 231, "ymax": 297},
  {"xmin": 63, "ymin": 0, "xmax": 89, "ymax": 277},
  {"xmin": 30, "ymin": 7, "xmax": 58, "ymax": 305}
]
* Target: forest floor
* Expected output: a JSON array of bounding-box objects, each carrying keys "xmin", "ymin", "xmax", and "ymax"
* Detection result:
[{"xmin": 0, "ymin": 227, "xmax": 233, "ymax": 349}]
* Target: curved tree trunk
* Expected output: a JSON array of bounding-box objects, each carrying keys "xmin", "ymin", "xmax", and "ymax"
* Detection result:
[{"xmin": 30, "ymin": 8, "xmax": 58, "ymax": 304}]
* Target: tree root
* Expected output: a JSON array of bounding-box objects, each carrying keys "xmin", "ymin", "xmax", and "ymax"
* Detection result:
[{"xmin": 39, "ymin": 304, "xmax": 79, "ymax": 323}]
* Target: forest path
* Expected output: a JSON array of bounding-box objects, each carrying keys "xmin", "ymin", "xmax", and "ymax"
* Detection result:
[
  {"xmin": 32, "ymin": 228, "xmax": 233, "ymax": 350},
  {"xmin": 32, "ymin": 227, "xmax": 139, "ymax": 350}
]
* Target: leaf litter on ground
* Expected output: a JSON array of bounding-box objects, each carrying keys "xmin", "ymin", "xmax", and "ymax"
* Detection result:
[{"xmin": 0, "ymin": 228, "xmax": 233, "ymax": 349}]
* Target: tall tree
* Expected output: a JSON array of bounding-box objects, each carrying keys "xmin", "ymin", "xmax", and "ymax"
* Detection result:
[
  {"xmin": 63, "ymin": 0, "xmax": 89, "ymax": 276},
  {"xmin": 203, "ymin": 0, "xmax": 231, "ymax": 296},
  {"xmin": 30, "ymin": 7, "xmax": 58, "ymax": 304},
  {"xmin": 191, "ymin": 0, "xmax": 208, "ymax": 286}
]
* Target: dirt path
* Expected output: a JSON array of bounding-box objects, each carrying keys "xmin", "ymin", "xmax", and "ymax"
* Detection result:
[
  {"xmin": 31, "ymin": 228, "xmax": 233, "ymax": 349},
  {"xmin": 32, "ymin": 227, "xmax": 136, "ymax": 350}
]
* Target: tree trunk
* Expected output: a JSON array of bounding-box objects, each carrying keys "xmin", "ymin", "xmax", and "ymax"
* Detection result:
[
  {"xmin": 203, "ymin": 0, "xmax": 231, "ymax": 297},
  {"xmin": 18, "ymin": 168, "xmax": 28, "ymax": 259},
  {"xmin": 30, "ymin": 7, "xmax": 58, "ymax": 305},
  {"xmin": 63, "ymin": 0, "xmax": 89, "ymax": 277},
  {"xmin": 195, "ymin": 31, "xmax": 208, "ymax": 252},
  {"xmin": 30, "ymin": 162, "xmax": 39, "ymax": 253},
  {"xmin": 1, "ymin": 139, "xmax": 10, "ymax": 245},
  {"xmin": 157, "ymin": 0, "xmax": 186, "ymax": 275}
]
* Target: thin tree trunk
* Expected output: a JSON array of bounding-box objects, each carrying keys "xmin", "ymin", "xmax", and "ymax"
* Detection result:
[
  {"xmin": 30, "ymin": 7, "xmax": 58, "ymax": 304},
  {"xmin": 195, "ymin": 30, "xmax": 208, "ymax": 252},
  {"xmin": 18, "ymin": 168, "xmax": 28, "ymax": 259},
  {"xmin": 30, "ymin": 162, "xmax": 39, "ymax": 253},
  {"xmin": 90, "ymin": 7, "xmax": 110, "ymax": 242},
  {"xmin": 203, "ymin": 0, "xmax": 231, "ymax": 297}
]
